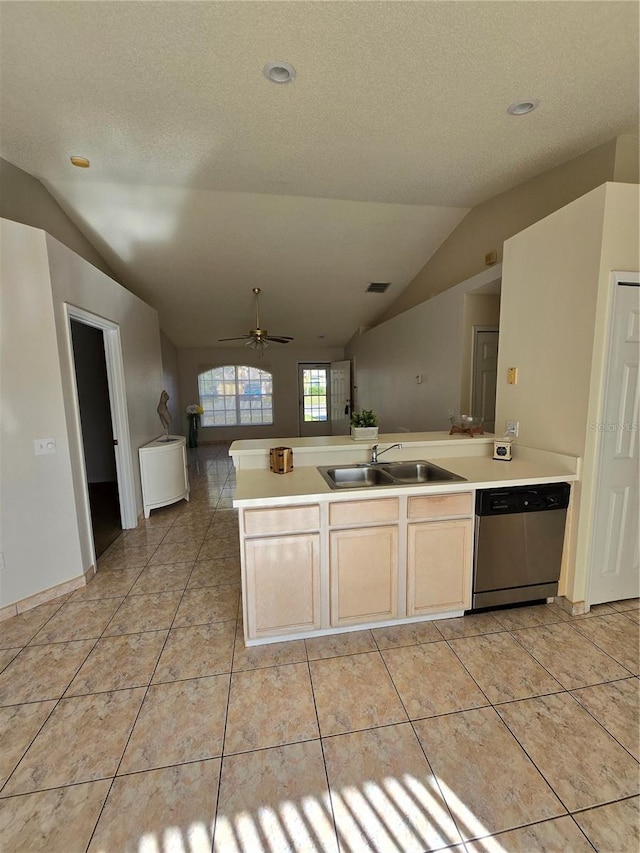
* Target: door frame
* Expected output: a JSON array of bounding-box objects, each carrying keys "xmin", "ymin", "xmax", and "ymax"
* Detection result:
[
  {"xmin": 471, "ymin": 325, "xmax": 499, "ymax": 419},
  {"xmin": 64, "ymin": 305, "xmax": 137, "ymax": 553},
  {"xmin": 586, "ymin": 270, "xmax": 640, "ymax": 606}
]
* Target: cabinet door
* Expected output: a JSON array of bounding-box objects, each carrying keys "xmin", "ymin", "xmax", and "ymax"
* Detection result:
[
  {"xmin": 407, "ymin": 519, "xmax": 472, "ymax": 615},
  {"xmin": 245, "ymin": 533, "xmax": 321, "ymax": 639},
  {"xmin": 330, "ymin": 526, "xmax": 398, "ymax": 626}
]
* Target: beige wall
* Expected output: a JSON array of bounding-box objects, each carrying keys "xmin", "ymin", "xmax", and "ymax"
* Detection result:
[
  {"xmin": 494, "ymin": 182, "xmax": 639, "ymax": 604},
  {"xmin": 160, "ymin": 332, "xmax": 183, "ymax": 435},
  {"xmin": 380, "ymin": 135, "xmax": 638, "ymax": 323},
  {"xmin": 1, "ymin": 221, "xmax": 83, "ymax": 606},
  {"xmin": 0, "ymin": 220, "xmax": 165, "ymax": 607},
  {"xmin": 495, "ymin": 188, "xmax": 607, "ymax": 456},
  {"xmin": 346, "ymin": 267, "xmax": 502, "ymax": 433},
  {"xmin": 614, "ymin": 134, "xmax": 640, "ymax": 184},
  {"xmin": 0, "ymin": 157, "xmax": 116, "ymax": 279},
  {"xmin": 575, "ymin": 184, "xmax": 640, "ymax": 603},
  {"xmin": 178, "ymin": 345, "xmax": 344, "ymax": 442}
]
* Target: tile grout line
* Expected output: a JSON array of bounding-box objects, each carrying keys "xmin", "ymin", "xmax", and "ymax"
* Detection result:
[
  {"xmin": 82, "ymin": 474, "xmax": 233, "ymax": 851},
  {"xmin": 305, "ymin": 648, "xmax": 344, "ymax": 853},
  {"xmin": 505, "ymin": 619, "xmax": 637, "ymax": 686},
  {"xmin": 373, "ymin": 638, "xmax": 468, "ymax": 847}
]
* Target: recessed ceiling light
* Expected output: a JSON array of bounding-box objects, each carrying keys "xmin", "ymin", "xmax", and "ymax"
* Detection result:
[
  {"xmin": 70, "ymin": 155, "xmax": 90, "ymax": 168},
  {"xmin": 507, "ymin": 99, "xmax": 540, "ymax": 116},
  {"xmin": 264, "ymin": 61, "xmax": 296, "ymax": 84}
]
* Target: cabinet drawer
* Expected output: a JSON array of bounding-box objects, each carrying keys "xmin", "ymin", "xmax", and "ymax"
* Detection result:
[
  {"xmin": 329, "ymin": 497, "xmax": 399, "ymax": 527},
  {"xmin": 243, "ymin": 504, "xmax": 320, "ymax": 536},
  {"xmin": 408, "ymin": 492, "xmax": 472, "ymax": 520}
]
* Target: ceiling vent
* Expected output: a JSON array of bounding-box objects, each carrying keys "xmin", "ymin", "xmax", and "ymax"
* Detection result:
[{"xmin": 366, "ymin": 282, "xmax": 391, "ymax": 294}]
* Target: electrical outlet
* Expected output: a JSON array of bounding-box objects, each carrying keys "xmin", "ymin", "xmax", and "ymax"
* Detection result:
[{"xmin": 505, "ymin": 420, "xmax": 519, "ymax": 437}]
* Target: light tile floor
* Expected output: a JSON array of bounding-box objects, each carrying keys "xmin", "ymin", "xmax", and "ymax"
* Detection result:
[{"xmin": 0, "ymin": 443, "xmax": 638, "ymax": 851}]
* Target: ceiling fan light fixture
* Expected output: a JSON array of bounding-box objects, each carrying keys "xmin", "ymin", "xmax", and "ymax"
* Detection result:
[{"xmin": 219, "ymin": 287, "xmax": 293, "ymax": 354}]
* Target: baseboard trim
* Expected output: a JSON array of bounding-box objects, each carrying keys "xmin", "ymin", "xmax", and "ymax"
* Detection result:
[
  {"xmin": 0, "ymin": 567, "xmax": 96, "ymax": 622},
  {"xmin": 555, "ymin": 595, "xmax": 589, "ymax": 616}
]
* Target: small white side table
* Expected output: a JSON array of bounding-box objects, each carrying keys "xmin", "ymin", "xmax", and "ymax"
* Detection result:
[{"xmin": 139, "ymin": 435, "xmax": 190, "ymax": 518}]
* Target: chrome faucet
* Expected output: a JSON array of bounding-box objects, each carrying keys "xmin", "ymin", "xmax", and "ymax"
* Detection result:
[{"xmin": 370, "ymin": 443, "xmax": 403, "ymax": 464}]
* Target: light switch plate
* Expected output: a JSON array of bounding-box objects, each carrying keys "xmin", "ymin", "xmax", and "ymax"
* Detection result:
[{"xmin": 35, "ymin": 437, "xmax": 56, "ymax": 455}]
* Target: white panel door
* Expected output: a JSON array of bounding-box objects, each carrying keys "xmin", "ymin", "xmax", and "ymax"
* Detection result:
[
  {"xmin": 589, "ymin": 277, "xmax": 640, "ymax": 605},
  {"xmin": 472, "ymin": 329, "xmax": 499, "ymax": 433},
  {"xmin": 330, "ymin": 359, "xmax": 351, "ymax": 435}
]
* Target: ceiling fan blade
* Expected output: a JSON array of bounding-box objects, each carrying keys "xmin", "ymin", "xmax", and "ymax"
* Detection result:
[
  {"xmin": 265, "ymin": 335, "xmax": 294, "ymax": 344},
  {"xmin": 218, "ymin": 336, "xmax": 251, "ymax": 342}
]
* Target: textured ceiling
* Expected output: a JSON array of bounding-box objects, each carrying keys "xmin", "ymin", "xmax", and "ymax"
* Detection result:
[{"xmin": 1, "ymin": 1, "xmax": 638, "ymax": 347}]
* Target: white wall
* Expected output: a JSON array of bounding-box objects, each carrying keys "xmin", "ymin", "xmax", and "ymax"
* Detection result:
[
  {"xmin": 346, "ymin": 267, "xmax": 502, "ymax": 432},
  {"xmin": 0, "ymin": 220, "xmax": 165, "ymax": 607},
  {"xmin": 495, "ymin": 182, "xmax": 639, "ymax": 604},
  {"xmin": 1, "ymin": 221, "xmax": 84, "ymax": 606},
  {"xmin": 178, "ymin": 345, "xmax": 344, "ymax": 441}
]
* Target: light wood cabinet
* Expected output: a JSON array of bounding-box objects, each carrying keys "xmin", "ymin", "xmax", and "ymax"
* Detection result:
[
  {"xmin": 244, "ymin": 533, "xmax": 321, "ymax": 638},
  {"xmin": 330, "ymin": 525, "xmax": 398, "ymax": 626},
  {"xmin": 407, "ymin": 519, "xmax": 472, "ymax": 616},
  {"xmin": 239, "ymin": 490, "xmax": 474, "ymax": 644}
]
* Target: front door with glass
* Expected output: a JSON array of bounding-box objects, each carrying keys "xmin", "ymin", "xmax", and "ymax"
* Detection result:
[{"xmin": 298, "ymin": 364, "xmax": 331, "ymax": 437}]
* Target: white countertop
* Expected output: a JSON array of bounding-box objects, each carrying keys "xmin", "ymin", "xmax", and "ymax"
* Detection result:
[{"xmin": 232, "ymin": 435, "xmax": 580, "ymax": 508}]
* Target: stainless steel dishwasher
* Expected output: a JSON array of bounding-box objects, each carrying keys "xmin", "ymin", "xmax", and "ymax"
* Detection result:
[{"xmin": 472, "ymin": 483, "xmax": 571, "ymax": 609}]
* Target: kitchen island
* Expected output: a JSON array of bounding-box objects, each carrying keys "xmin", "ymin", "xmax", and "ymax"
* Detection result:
[{"xmin": 231, "ymin": 433, "xmax": 580, "ymax": 646}]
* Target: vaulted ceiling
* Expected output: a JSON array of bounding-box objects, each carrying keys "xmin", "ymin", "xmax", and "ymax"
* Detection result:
[{"xmin": 1, "ymin": 1, "xmax": 638, "ymax": 347}]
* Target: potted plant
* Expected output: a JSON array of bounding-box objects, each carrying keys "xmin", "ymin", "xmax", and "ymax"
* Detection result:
[{"xmin": 350, "ymin": 409, "xmax": 379, "ymax": 441}]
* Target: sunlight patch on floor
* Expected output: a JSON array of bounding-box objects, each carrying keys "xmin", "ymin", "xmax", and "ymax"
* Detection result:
[{"xmin": 435, "ymin": 777, "xmax": 506, "ymax": 850}]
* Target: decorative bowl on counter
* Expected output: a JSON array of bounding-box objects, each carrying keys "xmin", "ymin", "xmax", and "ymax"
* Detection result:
[{"xmin": 449, "ymin": 415, "xmax": 484, "ymax": 436}]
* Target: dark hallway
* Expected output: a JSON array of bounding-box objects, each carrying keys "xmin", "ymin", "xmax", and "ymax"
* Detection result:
[{"xmin": 70, "ymin": 320, "xmax": 121, "ymax": 557}]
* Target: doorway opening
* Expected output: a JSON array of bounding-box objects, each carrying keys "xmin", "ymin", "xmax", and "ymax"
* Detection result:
[
  {"xmin": 70, "ymin": 320, "xmax": 121, "ymax": 556},
  {"xmin": 298, "ymin": 364, "xmax": 331, "ymax": 437},
  {"xmin": 471, "ymin": 327, "xmax": 499, "ymax": 433},
  {"xmin": 65, "ymin": 305, "xmax": 137, "ymax": 565}
]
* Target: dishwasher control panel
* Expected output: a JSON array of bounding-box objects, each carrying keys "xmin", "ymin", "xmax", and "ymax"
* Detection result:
[{"xmin": 476, "ymin": 483, "xmax": 571, "ymax": 516}]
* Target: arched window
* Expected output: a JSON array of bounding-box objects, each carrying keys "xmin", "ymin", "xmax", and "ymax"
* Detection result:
[{"xmin": 198, "ymin": 365, "xmax": 273, "ymax": 426}]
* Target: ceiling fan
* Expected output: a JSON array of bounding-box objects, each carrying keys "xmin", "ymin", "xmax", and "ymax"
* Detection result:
[{"xmin": 219, "ymin": 287, "xmax": 294, "ymax": 352}]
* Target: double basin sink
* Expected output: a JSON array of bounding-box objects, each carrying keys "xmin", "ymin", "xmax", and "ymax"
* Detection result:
[{"xmin": 317, "ymin": 460, "xmax": 467, "ymax": 490}]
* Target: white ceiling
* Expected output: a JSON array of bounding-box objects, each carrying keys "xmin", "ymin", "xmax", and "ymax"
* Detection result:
[{"xmin": 1, "ymin": 1, "xmax": 638, "ymax": 347}]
